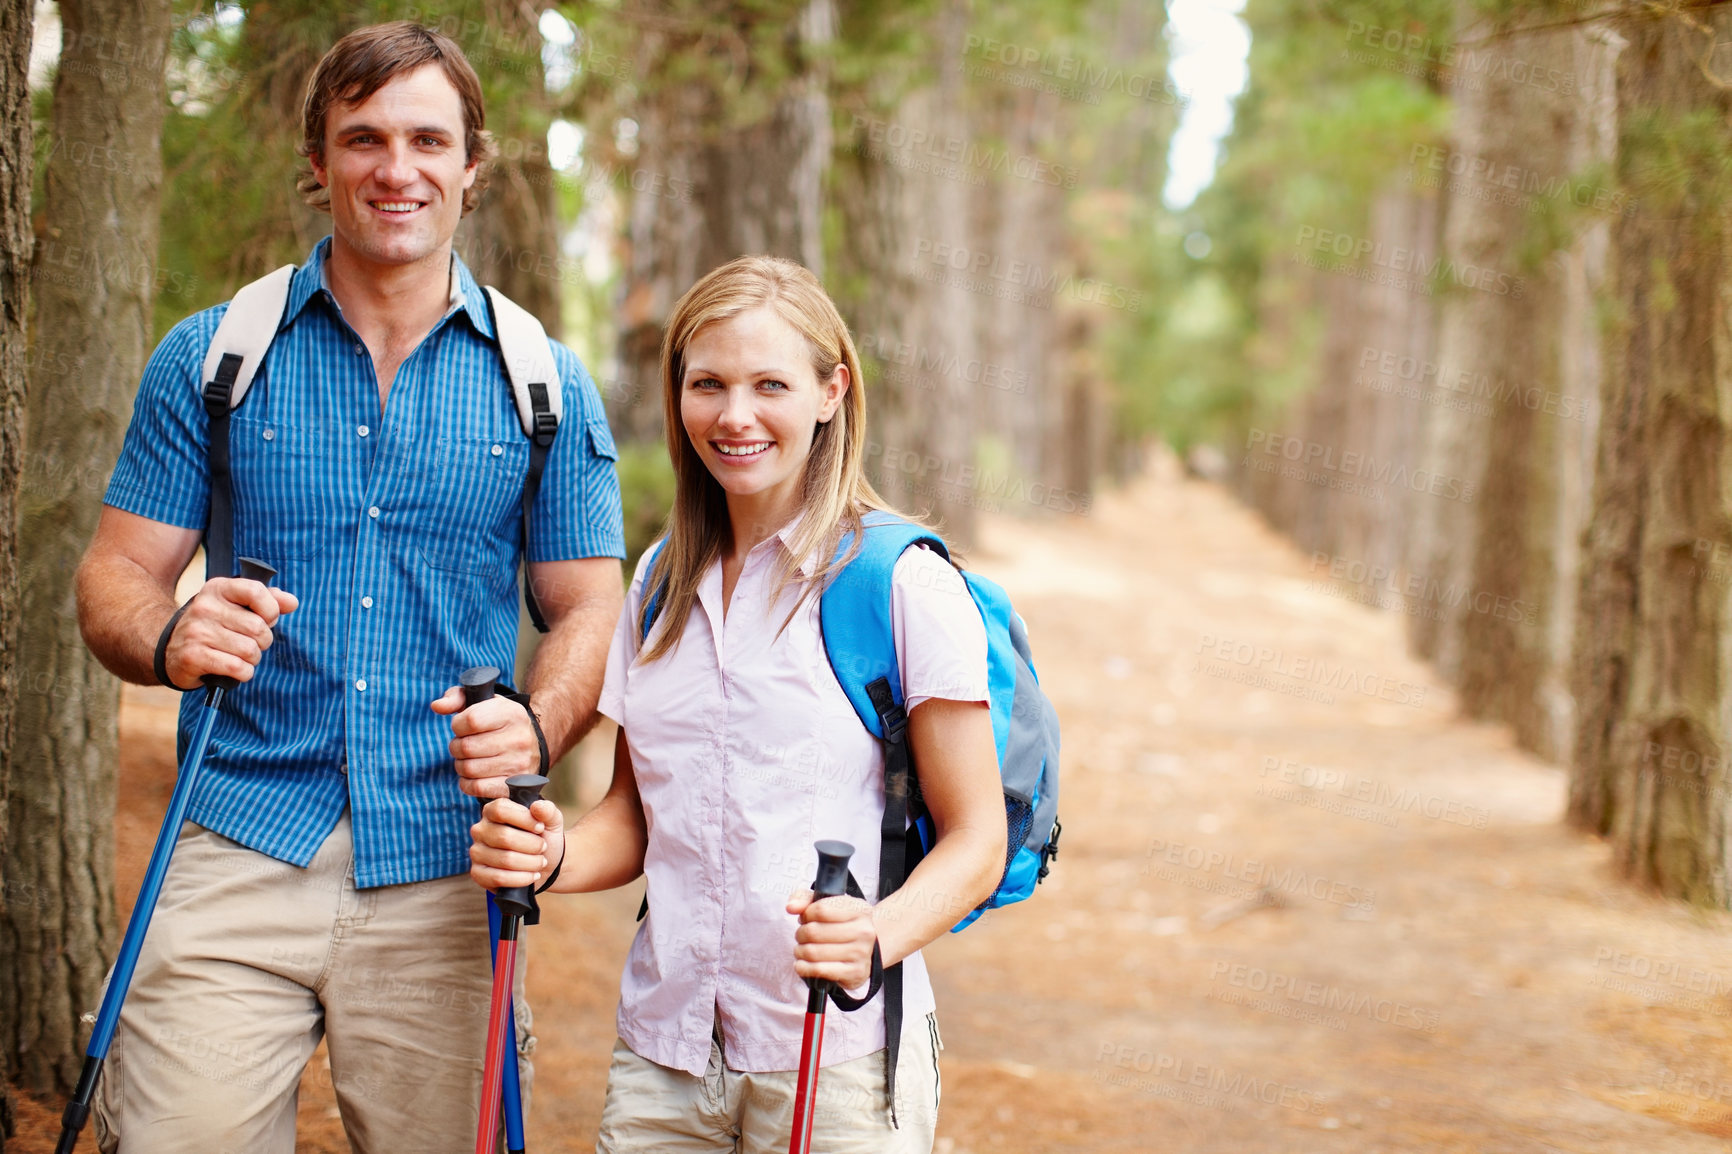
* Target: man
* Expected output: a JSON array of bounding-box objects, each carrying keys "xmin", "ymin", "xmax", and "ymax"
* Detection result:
[{"xmin": 74, "ymin": 22, "xmax": 624, "ymax": 1152}]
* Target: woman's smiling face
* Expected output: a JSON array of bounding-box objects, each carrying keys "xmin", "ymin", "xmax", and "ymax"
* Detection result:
[{"xmin": 679, "ymin": 305, "xmax": 848, "ymax": 518}]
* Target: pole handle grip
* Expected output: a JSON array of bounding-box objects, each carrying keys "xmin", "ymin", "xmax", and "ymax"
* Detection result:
[
  {"xmin": 461, "ymin": 665, "xmax": 500, "ymax": 709},
  {"xmin": 203, "ymin": 557, "xmax": 278, "ymax": 693},
  {"xmin": 811, "ymin": 839, "xmax": 854, "ymax": 900},
  {"xmin": 495, "ymin": 773, "xmax": 551, "ymax": 918},
  {"xmin": 803, "ymin": 840, "xmax": 856, "ymax": 1006}
]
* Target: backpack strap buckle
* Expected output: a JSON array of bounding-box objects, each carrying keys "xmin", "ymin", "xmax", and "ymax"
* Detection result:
[
  {"xmin": 528, "ymin": 381, "xmax": 558, "ymax": 446},
  {"xmin": 864, "ymin": 677, "xmax": 908, "ymax": 744},
  {"xmin": 203, "ymin": 353, "xmax": 241, "ymax": 416},
  {"xmin": 1037, "ymin": 818, "xmax": 1062, "ymax": 881}
]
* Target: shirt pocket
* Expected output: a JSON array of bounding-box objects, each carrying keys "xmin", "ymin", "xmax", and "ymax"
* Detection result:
[
  {"xmin": 586, "ymin": 417, "xmax": 620, "ymax": 463},
  {"xmin": 227, "ymin": 416, "xmax": 338, "ymax": 563},
  {"xmin": 414, "ymin": 435, "xmax": 529, "ymax": 575}
]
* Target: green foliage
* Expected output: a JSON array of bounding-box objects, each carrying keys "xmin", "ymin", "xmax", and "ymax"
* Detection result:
[
  {"xmin": 156, "ymin": 1, "xmax": 554, "ymax": 337},
  {"xmin": 615, "ymin": 441, "xmax": 676, "ymax": 567},
  {"xmin": 1619, "ymin": 106, "xmax": 1732, "ymax": 237},
  {"xmin": 956, "ymin": 0, "xmax": 1179, "ymax": 457},
  {"xmin": 1154, "ymin": 0, "xmax": 1454, "ymax": 452}
]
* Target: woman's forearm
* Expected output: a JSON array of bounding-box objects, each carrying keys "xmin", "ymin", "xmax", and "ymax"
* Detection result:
[
  {"xmin": 548, "ymin": 789, "xmax": 648, "ymax": 894},
  {"xmin": 871, "ymin": 821, "xmax": 1005, "ymax": 967}
]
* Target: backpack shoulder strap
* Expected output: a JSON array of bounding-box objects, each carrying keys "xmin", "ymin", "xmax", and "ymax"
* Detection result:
[
  {"xmin": 484, "ymin": 286, "xmax": 565, "ymax": 434},
  {"xmin": 201, "ymin": 264, "xmax": 294, "ymax": 581},
  {"xmin": 816, "ymin": 509, "xmax": 948, "ymax": 1126},
  {"xmin": 483, "ymin": 286, "xmax": 563, "ymax": 634},
  {"xmin": 637, "ymin": 538, "xmax": 671, "ymax": 645},
  {"xmin": 817, "ymin": 510, "xmax": 949, "ymax": 738},
  {"xmin": 202, "ymin": 264, "xmax": 294, "ymax": 412}
]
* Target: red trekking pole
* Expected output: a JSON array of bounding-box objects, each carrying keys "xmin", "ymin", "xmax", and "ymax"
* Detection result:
[
  {"xmin": 788, "ymin": 839, "xmax": 855, "ymax": 1154},
  {"xmin": 466, "ymin": 667, "xmax": 548, "ymax": 1154},
  {"xmin": 475, "ymin": 769, "xmax": 547, "ymax": 1154}
]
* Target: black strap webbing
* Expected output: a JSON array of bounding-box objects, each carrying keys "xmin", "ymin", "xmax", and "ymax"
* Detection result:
[
  {"xmin": 827, "ymin": 870, "xmax": 884, "ymax": 1011},
  {"xmin": 203, "ymin": 353, "xmax": 243, "ymax": 581},
  {"xmin": 867, "ymin": 674, "xmax": 916, "ymax": 1127},
  {"xmin": 521, "ymin": 380, "xmax": 558, "ymax": 634}
]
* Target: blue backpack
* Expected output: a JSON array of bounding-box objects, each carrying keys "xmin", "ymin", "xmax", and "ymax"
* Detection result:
[{"xmin": 640, "ymin": 510, "xmax": 1061, "ymax": 1112}]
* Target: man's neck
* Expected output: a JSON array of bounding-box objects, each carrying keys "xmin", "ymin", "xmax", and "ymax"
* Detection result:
[{"xmin": 323, "ymin": 238, "xmax": 454, "ymax": 345}]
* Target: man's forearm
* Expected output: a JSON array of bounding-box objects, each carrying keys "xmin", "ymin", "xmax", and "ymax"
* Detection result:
[
  {"xmin": 523, "ymin": 584, "xmax": 621, "ymax": 762},
  {"xmin": 76, "ymin": 551, "xmax": 181, "ymax": 686}
]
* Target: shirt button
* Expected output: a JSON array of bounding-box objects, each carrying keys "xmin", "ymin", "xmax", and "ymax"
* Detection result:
[
  {"xmin": 361, "ymin": 596, "xmax": 373, "ymax": 609},
  {"xmin": 262, "ymin": 428, "xmax": 275, "ymax": 441},
  {"xmin": 355, "ymin": 679, "xmax": 368, "ymax": 692},
  {"xmin": 358, "ymin": 425, "xmax": 370, "ymax": 438},
  {"xmin": 368, "ymin": 506, "xmax": 380, "ymax": 519},
  {"xmin": 354, "ymin": 343, "xmax": 364, "ymax": 355},
  {"xmin": 491, "ymin": 444, "xmax": 503, "ymax": 457}
]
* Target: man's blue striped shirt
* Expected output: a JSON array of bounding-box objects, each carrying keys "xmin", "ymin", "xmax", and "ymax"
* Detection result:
[{"xmin": 104, "ymin": 238, "xmax": 626, "ymax": 888}]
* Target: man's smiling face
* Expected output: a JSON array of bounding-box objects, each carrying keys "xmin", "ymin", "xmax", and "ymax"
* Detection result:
[{"xmin": 310, "ymin": 62, "xmax": 478, "ymax": 272}]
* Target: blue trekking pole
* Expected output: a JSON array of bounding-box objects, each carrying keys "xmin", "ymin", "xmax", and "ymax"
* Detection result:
[
  {"xmin": 56, "ymin": 557, "xmax": 278, "ymax": 1154},
  {"xmin": 487, "ymin": 893, "xmax": 527, "ymax": 1154},
  {"xmin": 462, "ymin": 665, "xmax": 529, "ymax": 1154}
]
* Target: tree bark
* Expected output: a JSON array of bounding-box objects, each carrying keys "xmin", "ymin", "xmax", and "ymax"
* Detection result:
[
  {"xmin": 3, "ymin": 0, "xmax": 169, "ymax": 1095},
  {"xmin": 1567, "ymin": 8, "xmax": 1732, "ymax": 904},
  {"xmin": 1524, "ymin": 24, "xmax": 1620, "ymax": 762},
  {"xmin": 0, "ymin": 0, "xmax": 31, "ymax": 1137},
  {"xmin": 1433, "ymin": 10, "xmax": 1579, "ymax": 742},
  {"xmin": 453, "ymin": 2, "xmax": 562, "ymax": 335},
  {"xmin": 831, "ymin": 0, "xmax": 980, "ymax": 542},
  {"xmin": 611, "ymin": 0, "xmax": 835, "ymax": 444}
]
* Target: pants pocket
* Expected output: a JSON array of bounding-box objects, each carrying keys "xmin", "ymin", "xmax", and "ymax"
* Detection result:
[{"xmin": 927, "ymin": 1013, "xmax": 943, "ymax": 1110}]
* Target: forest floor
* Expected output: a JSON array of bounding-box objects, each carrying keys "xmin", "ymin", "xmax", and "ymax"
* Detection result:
[{"xmin": 14, "ymin": 454, "xmax": 1732, "ymax": 1152}]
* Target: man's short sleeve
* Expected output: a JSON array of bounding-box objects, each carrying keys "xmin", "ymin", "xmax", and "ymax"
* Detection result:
[
  {"xmin": 529, "ymin": 342, "xmax": 626, "ymax": 561},
  {"xmin": 103, "ymin": 307, "xmax": 225, "ymax": 530},
  {"xmin": 597, "ymin": 545, "xmax": 655, "ymax": 727}
]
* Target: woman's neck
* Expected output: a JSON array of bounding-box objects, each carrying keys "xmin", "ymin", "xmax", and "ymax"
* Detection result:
[{"xmin": 724, "ymin": 489, "xmax": 802, "ymax": 561}]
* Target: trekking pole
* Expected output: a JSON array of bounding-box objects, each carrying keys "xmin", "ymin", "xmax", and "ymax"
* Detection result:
[
  {"xmin": 788, "ymin": 839, "xmax": 855, "ymax": 1154},
  {"xmin": 56, "ymin": 558, "xmax": 278, "ymax": 1154},
  {"xmin": 487, "ymin": 893, "xmax": 529, "ymax": 1154},
  {"xmin": 465, "ymin": 661, "xmax": 546, "ymax": 1154},
  {"xmin": 475, "ymin": 772, "xmax": 548, "ymax": 1154},
  {"xmin": 458, "ymin": 667, "xmax": 529, "ymax": 1154}
]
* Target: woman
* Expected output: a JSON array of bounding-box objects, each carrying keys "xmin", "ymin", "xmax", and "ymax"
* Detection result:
[{"xmin": 469, "ymin": 254, "xmax": 1007, "ymax": 1152}]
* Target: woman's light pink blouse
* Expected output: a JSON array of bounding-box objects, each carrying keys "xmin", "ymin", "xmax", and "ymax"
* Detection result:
[{"xmin": 596, "ymin": 521, "xmax": 988, "ymax": 1076}]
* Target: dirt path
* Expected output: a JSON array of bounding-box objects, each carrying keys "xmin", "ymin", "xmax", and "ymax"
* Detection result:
[{"xmin": 16, "ymin": 459, "xmax": 1732, "ymax": 1152}]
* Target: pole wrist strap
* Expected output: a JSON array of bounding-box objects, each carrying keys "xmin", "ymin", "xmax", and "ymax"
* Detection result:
[
  {"xmin": 498, "ymin": 687, "xmax": 549, "ymax": 775},
  {"xmin": 153, "ymin": 600, "xmax": 198, "ymax": 692},
  {"xmin": 534, "ymin": 849, "xmax": 563, "ymax": 895}
]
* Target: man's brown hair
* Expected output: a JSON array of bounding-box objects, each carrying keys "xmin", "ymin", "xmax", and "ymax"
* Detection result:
[{"xmin": 296, "ymin": 21, "xmax": 497, "ymax": 215}]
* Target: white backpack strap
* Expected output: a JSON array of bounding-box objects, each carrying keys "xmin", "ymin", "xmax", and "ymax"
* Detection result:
[
  {"xmin": 202, "ymin": 264, "xmax": 294, "ymax": 411},
  {"xmin": 484, "ymin": 285, "xmax": 564, "ymax": 434},
  {"xmin": 200, "ymin": 264, "xmax": 294, "ymax": 584},
  {"xmin": 484, "ymin": 285, "xmax": 563, "ymax": 634}
]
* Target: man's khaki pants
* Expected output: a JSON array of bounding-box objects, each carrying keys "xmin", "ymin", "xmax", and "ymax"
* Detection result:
[
  {"xmin": 595, "ymin": 1012, "xmax": 942, "ymax": 1153},
  {"xmin": 94, "ymin": 815, "xmax": 531, "ymax": 1154}
]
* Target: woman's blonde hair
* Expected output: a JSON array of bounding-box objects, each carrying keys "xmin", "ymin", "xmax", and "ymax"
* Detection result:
[{"xmin": 640, "ymin": 255, "xmax": 913, "ymax": 662}]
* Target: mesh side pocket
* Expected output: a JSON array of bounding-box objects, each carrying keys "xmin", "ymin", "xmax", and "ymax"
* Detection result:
[{"xmin": 998, "ymin": 795, "xmax": 1035, "ymax": 887}]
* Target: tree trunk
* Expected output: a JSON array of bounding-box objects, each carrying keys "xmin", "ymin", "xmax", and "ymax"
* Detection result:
[
  {"xmin": 1435, "ymin": 10, "xmax": 1579, "ymax": 741},
  {"xmin": 453, "ymin": 2, "xmax": 561, "ymax": 335},
  {"xmin": 1567, "ymin": 8, "xmax": 1732, "ymax": 904},
  {"xmin": 611, "ymin": 0, "xmax": 834, "ymax": 444},
  {"xmin": 1524, "ymin": 25, "xmax": 1620, "ymax": 762},
  {"xmin": 972, "ymin": 79, "xmax": 1064, "ymax": 509},
  {"xmin": 3, "ymin": 0, "xmax": 169, "ymax": 1095},
  {"xmin": 831, "ymin": 0, "xmax": 979, "ymax": 542},
  {"xmin": 1349, "ymin": 188, "xmax": 1438, "ymax": 590},
  {"xmin": 0, "ymin": 0, "xmax": 31, "ymax": 1137}
]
